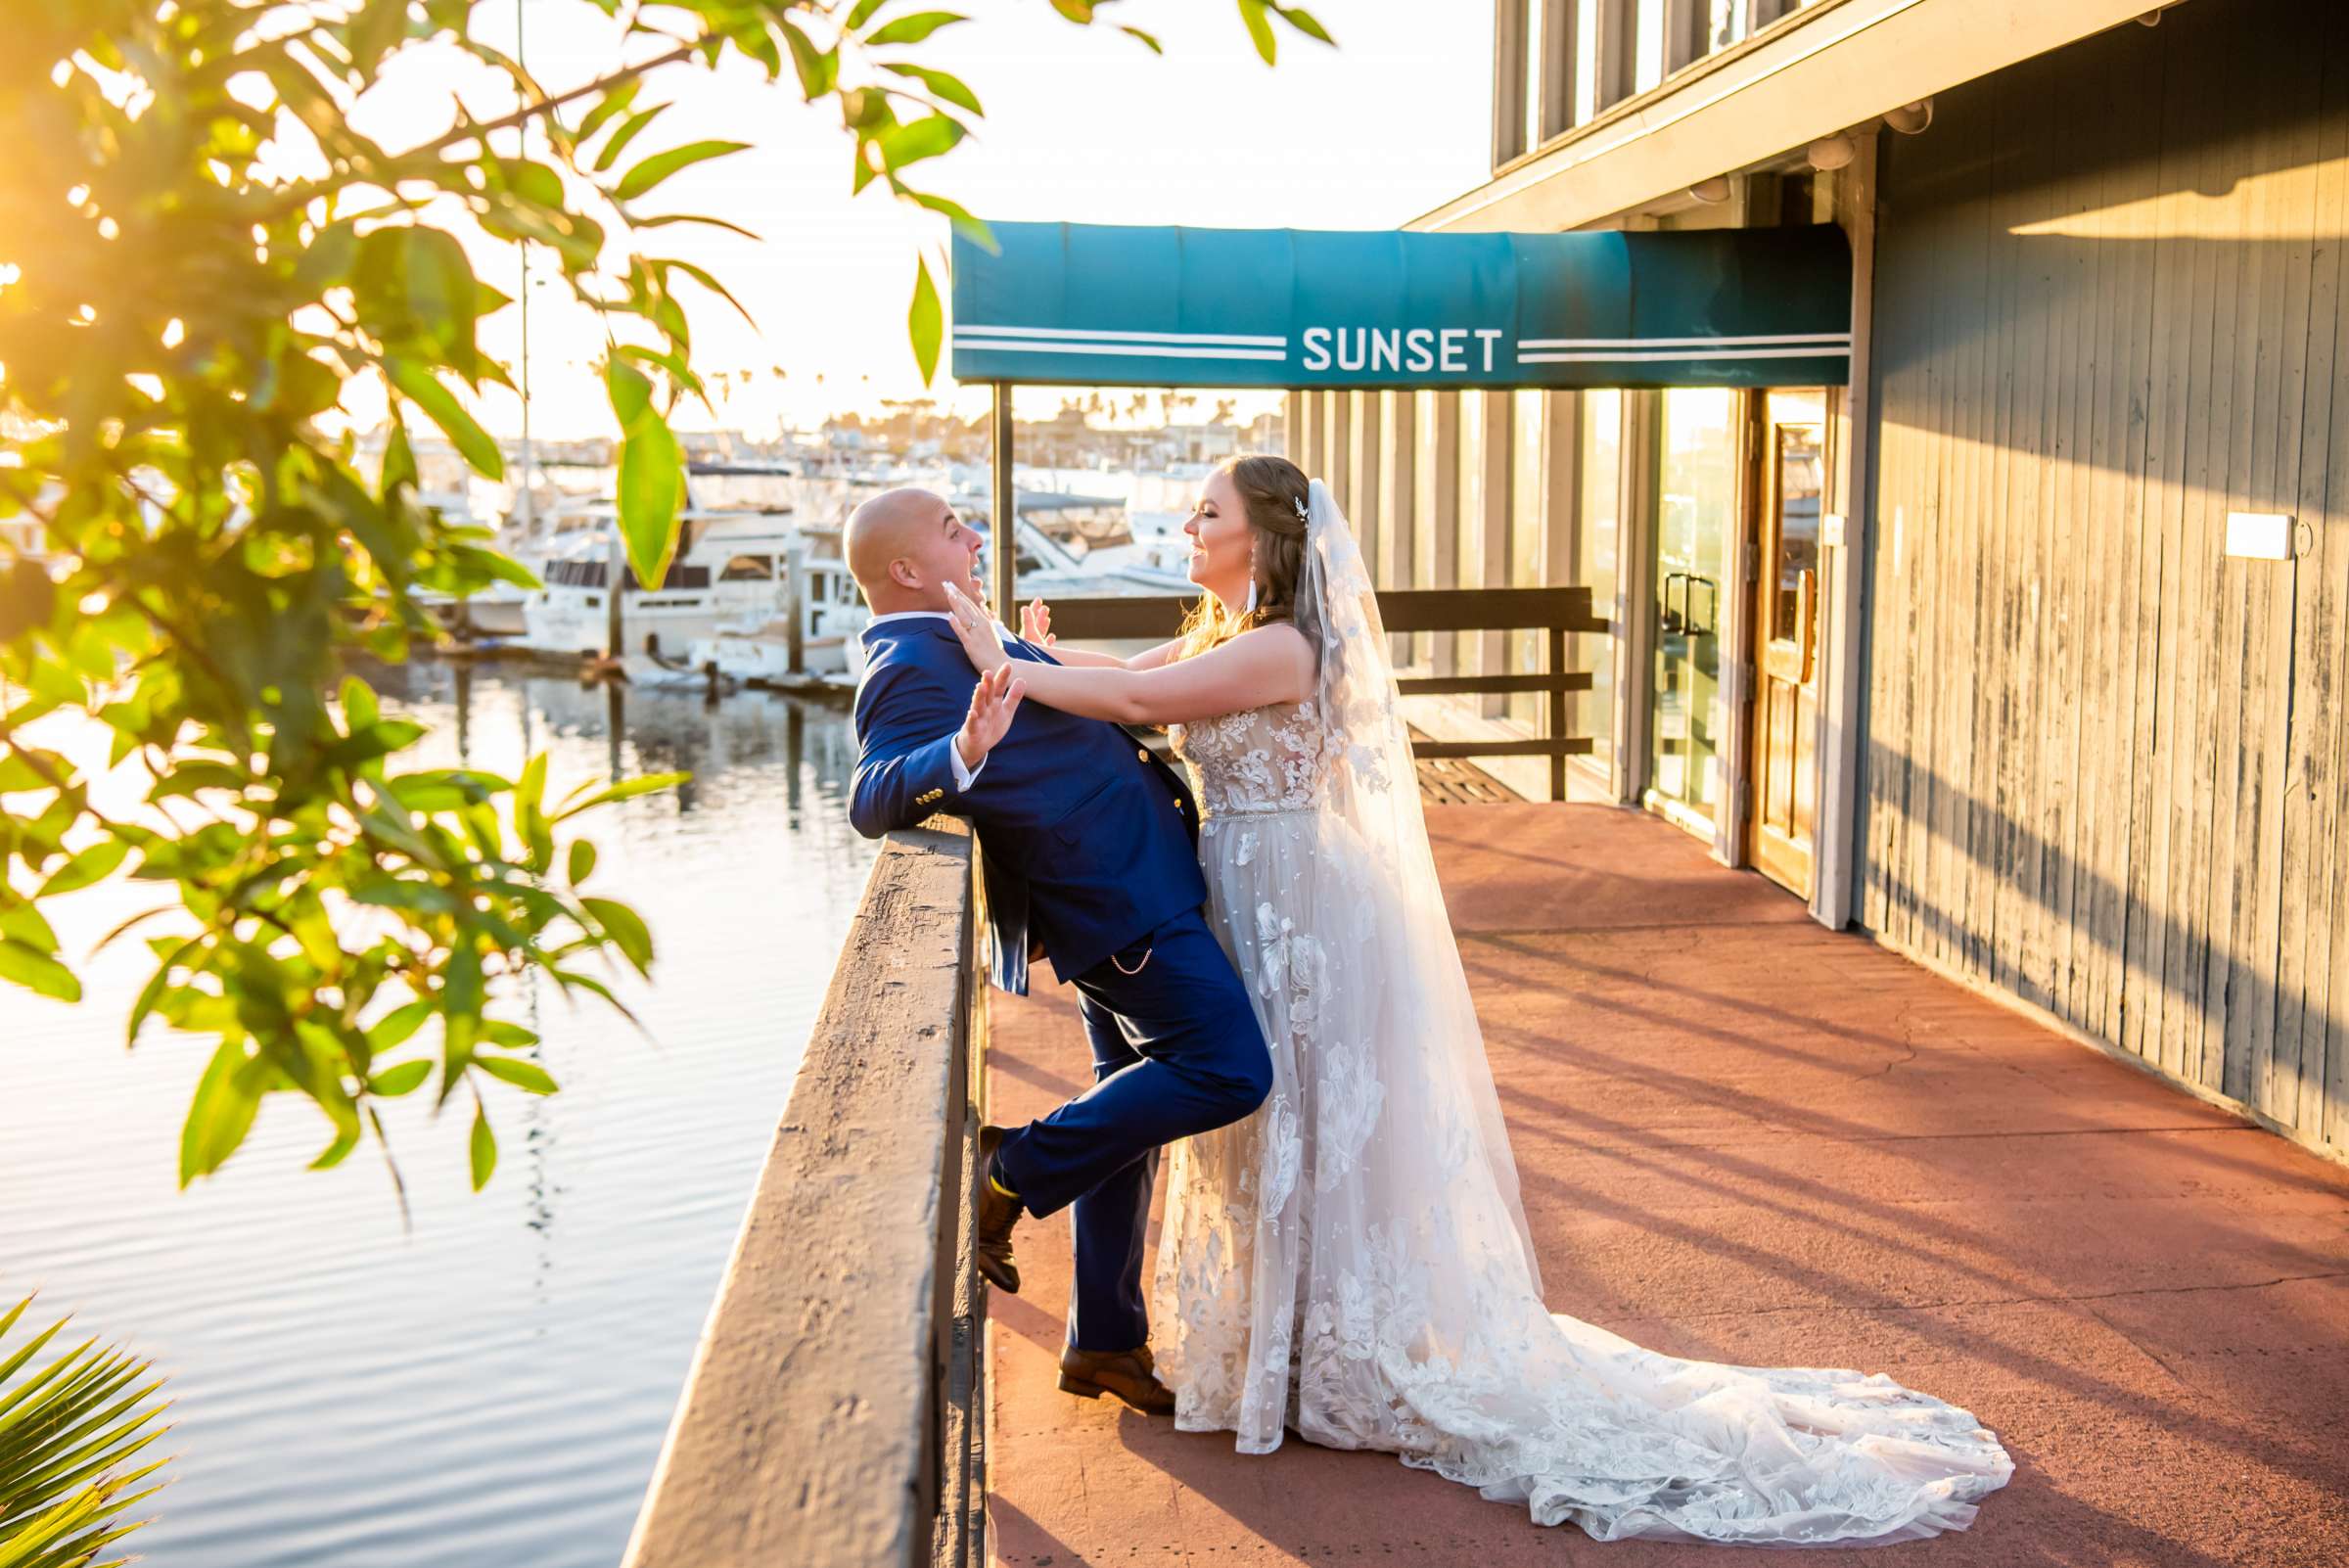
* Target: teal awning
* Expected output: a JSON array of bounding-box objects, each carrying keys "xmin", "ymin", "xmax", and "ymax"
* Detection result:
[{"xmin": 950, "ymin": 222, "xmax": 1851, "ymax": 391}]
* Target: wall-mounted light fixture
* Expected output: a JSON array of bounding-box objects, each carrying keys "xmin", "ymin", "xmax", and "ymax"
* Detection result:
[
  {"xmin": 1883, "ymin": 99, "xmax": 1934, "ymax": 135},
  {"xmin": 1807, "ymin": 132, "xmax": 1857, "ymax": 172},
  {"xmin": 1687, "ymin": 175, "xmax": 1733, "ymax": 205},
  {"xmin": 2225, "ymin": 512, "xmax": 2312, "ymax": 561}
]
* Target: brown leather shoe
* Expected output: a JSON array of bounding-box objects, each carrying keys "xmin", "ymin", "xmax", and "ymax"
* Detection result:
[
  {"xmin": 1058, "ymin": 1343, "xmax": 1176, "ymax": 1414},
  {"xmin": 973, "ymin": 1125, "xmax": 1021, "ymax": 1295}
]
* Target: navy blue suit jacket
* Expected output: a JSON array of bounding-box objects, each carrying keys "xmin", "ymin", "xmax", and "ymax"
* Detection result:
[{"xmin": 850, "ymin": 614, "xmax": 1207, "ymax": 994}]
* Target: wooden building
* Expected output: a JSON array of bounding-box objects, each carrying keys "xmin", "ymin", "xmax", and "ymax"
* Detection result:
[{"xmin": 1305, "ymin": 0, "xmax": 2347, "ymax": 1164}]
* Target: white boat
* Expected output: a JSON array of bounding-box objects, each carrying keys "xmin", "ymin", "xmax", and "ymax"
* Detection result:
[
  {"xmin": 962, "ymin": 490, "xmax": 1194, "ymax": 598},
  {"xmin": 409, "ymin": 487, "xmax": 533, "ymax": 637},
  {"xmin": 520, "ymin": 505, "xmax": 863, "ymax": 683},
  {"xmin": 680, "ymin": 562, "xmax": 869, "ymax": 688}
]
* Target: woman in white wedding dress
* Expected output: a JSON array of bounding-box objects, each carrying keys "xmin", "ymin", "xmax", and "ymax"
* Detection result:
[{"xmin": 940, "ymin": 455, "xmax": 2012, "ymax": 1545}]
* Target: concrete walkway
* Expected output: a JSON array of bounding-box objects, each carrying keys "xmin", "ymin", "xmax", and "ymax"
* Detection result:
[{"xmin": 984, "ymin": 805, "xmax": 2349, "ymax": 1567}]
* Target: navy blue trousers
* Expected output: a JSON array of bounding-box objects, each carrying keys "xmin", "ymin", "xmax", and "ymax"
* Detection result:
[{"xmin": 993, "ymin": 906, "xmax": 1270, "ymax": 1353}]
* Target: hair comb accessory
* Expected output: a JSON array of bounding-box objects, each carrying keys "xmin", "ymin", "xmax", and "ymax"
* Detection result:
[{"xmin": 1292, "ymin": 493, "xmax": 1309, "ymax": 524}]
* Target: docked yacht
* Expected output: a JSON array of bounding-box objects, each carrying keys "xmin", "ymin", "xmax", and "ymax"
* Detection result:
[{"xmin": 521, "ymin": 504, "xmax": 865, "ymax": 682}]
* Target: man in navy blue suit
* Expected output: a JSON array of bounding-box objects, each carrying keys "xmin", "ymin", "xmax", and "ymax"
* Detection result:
[{"xmin": 845, "ymin": 487, "xmax": 1270, "ymax": 1413}]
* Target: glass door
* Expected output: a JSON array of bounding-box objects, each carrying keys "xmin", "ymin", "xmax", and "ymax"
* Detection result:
[{"xmin": 1648, "ymin": 389, "xmax": 1737, "ymax": 835}]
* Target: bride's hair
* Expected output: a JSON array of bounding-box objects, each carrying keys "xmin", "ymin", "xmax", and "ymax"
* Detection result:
[{"xmin": 1178, "ymin": 452, "xmax": 1311, "ymax": 659}]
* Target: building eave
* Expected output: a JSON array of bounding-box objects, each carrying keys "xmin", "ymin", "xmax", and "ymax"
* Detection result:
[{"xmin": 1416, "ymin": 0, "xmax": 2180, "ymax": 234}]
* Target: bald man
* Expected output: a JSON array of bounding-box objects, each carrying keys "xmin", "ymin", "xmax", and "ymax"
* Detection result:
[{"xmin": 847, "ymin": 488, "xmax": 1268, "ymax": 1414}]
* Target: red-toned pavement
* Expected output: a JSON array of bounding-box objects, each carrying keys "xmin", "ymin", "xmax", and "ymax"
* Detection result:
[{"xmin": 984, "ymin": 805, "xmax": 2349, "ymax": 1568}]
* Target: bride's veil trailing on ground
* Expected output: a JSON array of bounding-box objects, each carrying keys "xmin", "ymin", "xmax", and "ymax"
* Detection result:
[{"xmin": 1293, "ymin": 478, "xmax": 1543, "ymax": 1291}]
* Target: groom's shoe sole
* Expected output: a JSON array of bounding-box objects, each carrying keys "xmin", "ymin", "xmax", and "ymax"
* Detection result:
[{"xmin": 974, "ymin": 1125, "xmax": 1022, "ymax": 1295}]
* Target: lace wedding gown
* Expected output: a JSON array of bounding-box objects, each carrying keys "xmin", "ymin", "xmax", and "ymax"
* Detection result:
[{"xmin": 1147, "ymin": 486, "xmax": 2012, "ymax": 1546}]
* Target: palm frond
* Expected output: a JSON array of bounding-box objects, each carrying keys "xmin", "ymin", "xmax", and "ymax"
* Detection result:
[{"xmin": 0, "ymin": 1297, "xmax": 173, "ymax": 1568}]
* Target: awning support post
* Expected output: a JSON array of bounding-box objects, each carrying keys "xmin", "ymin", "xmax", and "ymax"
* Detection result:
[{"xmin": 991, "ymin": 384, "xmax": 1016, "ymax": 624}]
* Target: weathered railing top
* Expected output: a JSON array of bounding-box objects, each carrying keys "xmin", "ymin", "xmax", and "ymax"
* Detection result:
[
  {"xmin": 1035, "ymin": 586, "xmax": 1608, "ymax": 800},
  {"xmin": 623, "ymin": 822, "xmax": 980, "ymax": 1568},
  {"xmin": 1029, "ymin": 584, "xmax": 1605, "ymax": 640}
]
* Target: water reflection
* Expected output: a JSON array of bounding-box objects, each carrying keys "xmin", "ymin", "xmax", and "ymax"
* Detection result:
[{"xmin": 0, "ymin": 665, "xmax": 874, "ymax": 1568}]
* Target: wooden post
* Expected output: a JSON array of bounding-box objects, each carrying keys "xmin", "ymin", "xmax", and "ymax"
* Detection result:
[
  {"xmin": 606, "ymin": 530, "xmax": 625, "ymax": 659},
  {"xmin": 1548, "ymin": 623, "xmax": 1568, "ymax": 802},
  {"xmin": 784, "ymin": 535, "xmax": 807, "ymax": 675},
  {"xmin": 1813, "ymin": 129, "xmax": 1879, "ymax": 932},
  {"xmin": 990, "ymin": 385, "xmax": 1016, "ymax": 624}
]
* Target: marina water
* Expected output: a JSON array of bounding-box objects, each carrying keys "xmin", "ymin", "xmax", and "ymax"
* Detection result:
[{"xmin": 0, "ymin": 664, "xmax": 875, "ymax": 1566}]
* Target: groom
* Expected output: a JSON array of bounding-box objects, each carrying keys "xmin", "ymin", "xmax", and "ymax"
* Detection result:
[{"xmin": 844, "ymin": 487, "xmax": 1270, "ymax": 1413}]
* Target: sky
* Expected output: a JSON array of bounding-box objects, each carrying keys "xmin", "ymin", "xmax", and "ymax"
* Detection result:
[{"xmin": 376, "ymin": 2, "xmax": 1497, "ymax": 438}]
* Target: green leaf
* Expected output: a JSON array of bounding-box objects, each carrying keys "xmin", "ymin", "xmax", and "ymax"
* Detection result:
[
  {"xmin": 1238, "ymin": 0, "xmax": 1276, "ymax": 63},
  {"xmin": 848, "ymin": 0, "xmax": 892, "ymax": 25},
  {"xmin": 440, "ymin": 944, "xmax": 484, "ymax": 1094},
  {"xmin": 593, "ymin": 103, "xmax": 669, "ymax": 174},
  {"xmin": 614, "ymin": 140, "xmax": 750, "ymax": 203},
  {"xmin": 605, "ymin": 357, "xmax": 654, "ymax": 429},
  {"xmin": 340, "ymin": 674, "xmax": 381, "ymax": 730},
  {"xmin": 581, "ymin": 896, "xmax": 654, "ymax": 975},
  {"xmin": 635, "ymin": 211, "xmax": 764, "ymax": 242},
  {"xmin": 38, "ymin": 839, "xmax": 128, "ymax": 898},
  {"xmin": 311, "ymin": 1120, "xmax": 361, "ymax": 1170},
  {"xmin": 387, "ymin": 358, "xmax": 504, "ymax": 479},
  {"xmin": 1276, "ymin": 5, "xmax": 1334, "ymax": 45},
  {"xmin": 0, "ymin": 939, "xmax": 80, "ymax": 1002},
  {"xmin": 1121, "ymin": 24, "xmax": 1165, "ymax": 53},
  {"xmin": 909, "ymin": 190, "xmax": 992, "ymax": 248},
  {"xmin": 879, "ymin": 62, "xmax": 984, "ymax": 115},
  {"xmin": 180, "ymin": 1040, "xmax": 262, "ymax": 1184},
  {"xmin": 381, "ymin": 417, "xmax": 418, "ymax": 497},
  {"xmin": 551, "ymin": 770, "xmax": 689, "ymax": 821},
  {"xmin": 909, "ymin": 255, "xmax": 943, "ymax": 386},
  {"xmin": 617, "ymin": 412, "xmax": 684, "ymax": 590},
  {"xmin": 780, "ymin": 21, "xmax": 840, "ymax": 100},
  {"xmin": 0, "ymin": 899, "xmax": 59, "ymax": 953},
  {"xmin": 567, "ymin": 839, "xmax": 597, "ymax": 885},
  {"xmin": 477, "ymin": 1054, "xmax": 558, "ymax": 1094},
  {"xmin": 876, "ymin": 114, "xmax": 964, "ymax": 172},
  {"xmin": 661, "ymin": 258, "xmax": 758, "ymax": 328},
  {"xmin": 365, "ymin": 1059, "xmax": 432, "ymax": 1097},
  {"xmin": 0, "ymin": 750, "xmax": 63, "ymax": 793},
  {"xmin": 866, "ymin": 10, "xmax": 967, "ymax": 45},
  {"xmin": 576, "ymin": 78, "xmax": 640, "ymax": 144},
  {"xmin": 366, "ymin": 997, "xmax": 435, "ymax": 1051},
  {"xmin": 469, "ymin": 1101, "xmax": 496, "ymax": 1189}
]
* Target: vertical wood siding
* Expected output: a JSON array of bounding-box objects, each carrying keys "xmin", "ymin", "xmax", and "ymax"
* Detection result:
[{"xmin": 1863, "ymin": 0, "xmax": 2349, "ymax": 1159}]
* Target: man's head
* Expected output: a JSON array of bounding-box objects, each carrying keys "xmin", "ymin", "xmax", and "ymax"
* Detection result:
[{"xmin": 845, "ymin": 486, "xmax": 989, "ymax": 617}]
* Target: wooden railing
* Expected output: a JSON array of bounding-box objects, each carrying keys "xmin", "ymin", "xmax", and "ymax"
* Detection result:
[
  {"xmin": 623, "ymin": 821, "xmax": 987, "ymax": 1568},
  {"xmin": 1031, "ymin": 586, "xmax": 1609, "ymax": 801}
]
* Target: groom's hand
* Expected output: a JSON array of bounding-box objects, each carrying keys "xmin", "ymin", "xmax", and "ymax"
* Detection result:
[{"xmin": 955, "ymin": 664, "xmax": 1027, "ymax": 771}]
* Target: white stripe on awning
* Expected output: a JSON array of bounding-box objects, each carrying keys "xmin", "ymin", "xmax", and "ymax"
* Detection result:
[
  {"xmin": 1517, "ymin": 346, "xmax": 1850, "ymax": 363},
  {"xmin": 954, "ymin": 324, "xmax": 1289, "ymax": 347},
  {"xmin": 1517, "ymin": 332, "xmax": 1852, "ymax": 349},
  {"xmin": 949, "ymin": 338, "xmax": 1291, "ymax": 362}
]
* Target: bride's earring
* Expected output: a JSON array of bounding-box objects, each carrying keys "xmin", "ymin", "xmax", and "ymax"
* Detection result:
[{"xmin": 1244, "ymin": 536, "xmax": 1260, "ymax": 616}]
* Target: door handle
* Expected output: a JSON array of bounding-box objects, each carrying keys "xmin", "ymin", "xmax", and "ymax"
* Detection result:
[
  {"xmin": 1660, "ymin": 572, "xmax": 1687, "ymax": 634},
  {"xmin": 1686, "ymin": 575, "xmax": 1717, "ymax": 638}
]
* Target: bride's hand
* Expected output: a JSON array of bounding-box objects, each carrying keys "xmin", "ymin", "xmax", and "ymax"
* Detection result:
[
  {"xmin": 943, "ymin": 583, "xmax": 1011, "ymax": 676},
  {"xmin": 1021, "ymin": 598, "xmax": 1055, "ymax": 648}
]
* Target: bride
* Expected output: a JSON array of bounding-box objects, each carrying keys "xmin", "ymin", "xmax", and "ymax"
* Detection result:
[{"xmin": 940, "ymin": 455, "xmax": 2012, "ymax": 1545}]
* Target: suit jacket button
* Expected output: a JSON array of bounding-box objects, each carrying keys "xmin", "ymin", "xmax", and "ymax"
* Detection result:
[{"xmin": 1136, "ymin": 748, "xmax": 1149, "ymax": 761}]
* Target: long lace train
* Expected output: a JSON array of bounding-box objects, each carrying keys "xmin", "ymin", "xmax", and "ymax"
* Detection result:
[{"xmin": 1149, "ymin": 481, "xmax": 2012, "ymax": 1546}]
